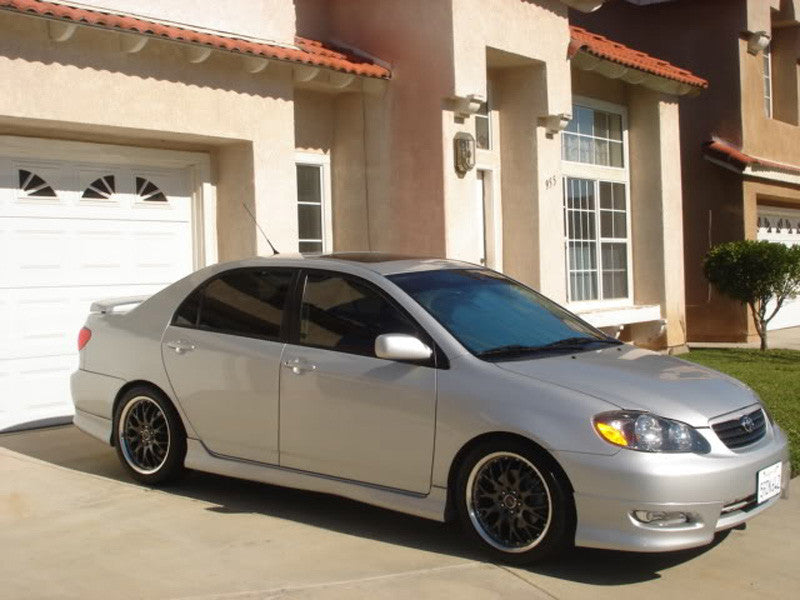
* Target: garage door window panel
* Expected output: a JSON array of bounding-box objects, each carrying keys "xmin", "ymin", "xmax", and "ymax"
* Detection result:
[
  {"xmin": 18, "ymin": 169, "xmax": 57, "ymax": 199},
  {"xmin": 82, "ymin": 175, "xmax": 116, "ymax": 200}
]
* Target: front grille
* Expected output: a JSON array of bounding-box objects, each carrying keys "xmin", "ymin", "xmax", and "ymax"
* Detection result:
[{"xmin": 712, "ymin": 408, "xmax": 766, "ymax": 449}]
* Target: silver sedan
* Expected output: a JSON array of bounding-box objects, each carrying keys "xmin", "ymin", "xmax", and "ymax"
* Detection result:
[{"xmin": 71, "ymin": 253, "xmax": 790, "ymax": 564}]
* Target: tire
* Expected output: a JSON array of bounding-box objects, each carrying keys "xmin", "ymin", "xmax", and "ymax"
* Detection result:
[
  {"xmin": 454, "ymin": 439, "xmax": 574, "ymax": 565},
  {"xmin": 114, "ymin": 385, "xmax": 186, "ymax": 485}
]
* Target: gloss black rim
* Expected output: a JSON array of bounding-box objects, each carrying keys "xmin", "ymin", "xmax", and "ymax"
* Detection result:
[
  {"xmin": 466, "ymin": 452, "xmax": 552, "ymax": 552},
  {"xmin": 119, "ymin": 396, "xmax": 170, "ymax": 475}
]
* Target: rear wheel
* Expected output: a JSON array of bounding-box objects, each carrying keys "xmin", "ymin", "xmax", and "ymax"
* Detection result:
[
  {"xmin": 455, "ymin": 439, "xmax": 574, "ymax": 564},
  {"xmin": 114, "ymin": 386, "xmax": 186, "ymax": 485}
]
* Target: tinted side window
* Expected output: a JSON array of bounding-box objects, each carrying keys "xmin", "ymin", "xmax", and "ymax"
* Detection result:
[
  {"xmin": 196, "ymin": 269, "xmax": 293, "ymax": 340},
  {"xmin": 299, "ymin": 273, "xmax": 418, "ymax": 356},
  {"xmin": 174, "ymin": 289, "xmax": 201, "ymax": 327}
]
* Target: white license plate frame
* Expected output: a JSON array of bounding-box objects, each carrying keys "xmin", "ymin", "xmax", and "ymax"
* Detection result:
[{"xmin": 757, "ymin": 462, "xmax": 782, "ymax": 504}]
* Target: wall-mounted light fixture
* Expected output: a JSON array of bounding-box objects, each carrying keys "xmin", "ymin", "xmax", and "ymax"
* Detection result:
[
  {"xmin": 454, "ymin": 132, "xmax": 476, "ymax": 175},
  {"xmin": 539, "ymin": 113, "xmax": 573, "ymax": 136},
  {"xmin": 746, "ymin": 30, "xmax": 771, "ymax": 55}
]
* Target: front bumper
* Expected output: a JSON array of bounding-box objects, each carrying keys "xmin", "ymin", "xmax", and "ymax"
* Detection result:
[{"xmin": 555, "ymin": 424, "xmax": 790, "ymax": 552}]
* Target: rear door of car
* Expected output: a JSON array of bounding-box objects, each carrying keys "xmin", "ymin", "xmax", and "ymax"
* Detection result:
[
  {"xmin": 278, "ymin": 269, "xmax": 438, "ymax": 494},
  {"xmin": 162, "ymin": 267, "xmax": 296, "ymax": 464}
]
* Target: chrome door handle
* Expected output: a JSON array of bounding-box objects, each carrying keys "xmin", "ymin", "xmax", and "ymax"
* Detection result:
[
  {"xmin": 166, "ymin": 340, "xmax": 196, "ymax": 354},
  {"xmin": 282, "ymin": 358, "xmax": 317, "ymax": 375}
]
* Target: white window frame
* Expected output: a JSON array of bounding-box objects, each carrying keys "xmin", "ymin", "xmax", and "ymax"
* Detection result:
[
  {"xmin": 295, "ymin": 151, "xmax": 333, "ymax": 254},
  {"xmin": 475, "ymin": 87, "xmax": 493, "ymax": 151},
  {"xmin": 561, "ymin": 96, "xmax": 633, "ymax": 311},
  {"xmin": 764, "ymin": 44, "xmax": 773, "ymax": 119}
]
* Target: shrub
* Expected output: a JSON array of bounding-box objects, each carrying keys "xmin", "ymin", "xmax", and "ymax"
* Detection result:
[{"xmin": 703, "ymin": 240, "xmax": 800, "ymax": 350}]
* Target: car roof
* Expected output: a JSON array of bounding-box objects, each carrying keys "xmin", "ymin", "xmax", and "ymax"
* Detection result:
[{"xmin": 221, "ymin": 252, "xmax": 478, "ymax": 276}]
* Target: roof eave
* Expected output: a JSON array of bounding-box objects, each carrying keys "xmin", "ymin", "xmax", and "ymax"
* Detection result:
[{"xmin": 571, "ymin": 49, "xmax": 705, "ymax": 97}]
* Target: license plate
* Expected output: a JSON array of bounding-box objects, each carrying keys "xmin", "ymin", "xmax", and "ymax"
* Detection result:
[{"xmin": 757, "ymin": 462, "xmax": 782, "ymax": 504}]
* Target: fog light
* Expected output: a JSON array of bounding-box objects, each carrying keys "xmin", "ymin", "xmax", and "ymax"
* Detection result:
[{"xmin": 633, "ymin": 510, "xmax": 689, "ymax": 527}]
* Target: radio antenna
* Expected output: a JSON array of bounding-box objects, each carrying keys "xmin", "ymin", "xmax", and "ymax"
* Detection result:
[{"xmin": 241, "ymin": 201, "xmax": 279, "ymax": 255}]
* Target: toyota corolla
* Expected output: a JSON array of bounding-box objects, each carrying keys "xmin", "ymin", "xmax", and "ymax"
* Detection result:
[{"xmin": 71, "ymin": 253, "xmax": 790, "ymax": 563}]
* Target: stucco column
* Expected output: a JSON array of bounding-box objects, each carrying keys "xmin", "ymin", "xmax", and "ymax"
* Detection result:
[
  {"xmin": 496, "ymin": 64, "xmax": 567, "ymax": 300},
  {"xmin": 628, "ymin": 88, "xmax": 687, "ymax": 349}
]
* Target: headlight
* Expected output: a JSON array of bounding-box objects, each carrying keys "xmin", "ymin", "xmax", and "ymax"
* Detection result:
[{"xmin": 593, "ymin": 411, "xmax": 710, "ymax": 453}]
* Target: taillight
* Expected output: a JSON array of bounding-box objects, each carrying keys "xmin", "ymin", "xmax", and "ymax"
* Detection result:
[{"xmin": 78, "ymin": 327, "xmax": 92, "ymax": 350}]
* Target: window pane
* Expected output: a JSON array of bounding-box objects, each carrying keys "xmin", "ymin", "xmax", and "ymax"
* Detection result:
[
  {"xmin": 601, "ymin": 242, "xmax": 629, "ymax": 299},
  {"xmin": 199, "ymin": 269, "xmax": 293, "ymax": 339},
  {"xmin": 594, "ymin": 139, "xmax": 610, "ymax": 166},
  {"xmin": 579, "ymin": 136, "xmax": 593, "ymax": 163},
  {"xmin": 299, "ymin": 274, "xmax": 417, "ymax": 356},
  {"xmin": 575, "ymin": 106, "xmax": 594, "ymax": 135},
  {"xmin": 602, "ymin": 271, "xmax": 628, "ymax": 299},
  {"xmin": 612, "ymin": 183, "xmax": 626, "ymax": 210},
  {"xmin": 610, "ymin": 141, "xmax": 624, "ymax": 167},
  {"xmin": 608, "ymin": 113, "xmax": 623, "ymax": 141},
  {"xmin": 299, "ymin": 241, "xmax": 323, "ymax": 253},
  {"xmin": 594, "ymin": 111, "xmax": 609, "ymax": 139},
  {"xmin": 599, "ymin": 182, "xmax": 613, "ymax": 209},
  {"xmin": 563, "ymin": 133, "xmax": 580, "ymax": 161},
  {"xmin": 476, "ymin": 115, "xmax": 490, "ymax": 150},
  {"xmin": 298, "ymin": 203, "xmax": 322, "ymax": 241},
  {"xmin": 297, "ymin": 164, "xmax": 321, "ymax": 204}
]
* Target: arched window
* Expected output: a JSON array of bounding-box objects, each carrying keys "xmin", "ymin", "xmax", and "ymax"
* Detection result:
[
  {"xmin": 82, "ymin": 175, "xmax": 115, "ymax": 199},
  {"xmin": 18, "ymin": 169, "xmax": 57, "ymax": 198},
  {"xmin": 136, "ymin": 177, "xmax": 167, "ymax": 202}
]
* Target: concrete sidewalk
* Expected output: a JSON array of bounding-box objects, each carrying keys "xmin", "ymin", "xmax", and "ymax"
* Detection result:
[
  {"xmin": 1, "ymin": 425, "xmax": 797, "ymax": 600},
  {"xmin": 689, "ymin": 326, "xmax": 800, "ymax": 351}
]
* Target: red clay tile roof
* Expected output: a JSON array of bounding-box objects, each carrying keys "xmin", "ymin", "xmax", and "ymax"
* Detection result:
[
  {"xmin": 704, "ymin": 138, "xmax": 800, "ymax": 175},
  {"xmin": 569, "ymin": 26, "xmax": 708, "ymax": 89},
  {"xmin": 0, "ymin": 0, "xmax": 391, "ymax": 79}
]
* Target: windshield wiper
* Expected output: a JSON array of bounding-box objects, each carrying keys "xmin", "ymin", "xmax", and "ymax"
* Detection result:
[{"xmin": 476, "ymin": 337, "xmax": 620, "ymax": 359}]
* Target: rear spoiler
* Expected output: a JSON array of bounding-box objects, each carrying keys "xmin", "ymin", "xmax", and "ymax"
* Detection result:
[{"xmin": 90, "ymin": 295, "xmax": 150, "ymax": 314}]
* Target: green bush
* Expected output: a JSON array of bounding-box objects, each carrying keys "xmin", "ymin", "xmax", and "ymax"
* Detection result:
[{"xmin": 703, "ymin": 240, "xmax": 800, "ymax": 350}]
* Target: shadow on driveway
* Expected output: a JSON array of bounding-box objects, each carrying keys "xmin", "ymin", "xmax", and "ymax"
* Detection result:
[{"xmin": 1, "ymin": 424, "xmax": 729, "ymax": 586}]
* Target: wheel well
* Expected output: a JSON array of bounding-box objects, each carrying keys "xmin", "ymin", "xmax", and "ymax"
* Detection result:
[
  {"xmin": 443, "ymin": 432, "xmax": 575, "ymax": 522},
  {"xmin": 111, "ymin": 380, "xmax": 183, "ymax": 446}
]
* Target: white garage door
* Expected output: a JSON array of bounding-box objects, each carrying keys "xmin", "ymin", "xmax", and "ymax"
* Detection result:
[
  {"xmin": 0, "ymin": 150, "xmax": 196, "ymax": 431},
  {"xmin": 757, "ymin": 206, "xmax": 800, "ymax": 331}
]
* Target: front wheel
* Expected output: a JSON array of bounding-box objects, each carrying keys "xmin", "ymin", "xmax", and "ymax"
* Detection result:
[
  {"xmin": 114, "ymin": 386, "xmax": 186, "ymax": 485},
  {"xmin": 455, "ymin": 440, "xmax": 574, "ymax": 564}
]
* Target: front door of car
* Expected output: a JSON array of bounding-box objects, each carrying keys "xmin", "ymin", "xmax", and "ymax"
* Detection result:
[
  {"xmin": 162, "ymin": 267, "xmax": 295, "ymax": 464},
  {"xmin": 279, "ymin": 271, "xmax": 437, "ymax": 494}
]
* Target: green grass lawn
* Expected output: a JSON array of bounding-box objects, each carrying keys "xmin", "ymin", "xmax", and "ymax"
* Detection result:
[{"xmin": 683, "ymin": 349, "xmax": 800, "ymax": 476}]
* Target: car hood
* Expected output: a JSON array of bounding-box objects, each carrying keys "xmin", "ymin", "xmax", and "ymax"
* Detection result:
[{"xmin": 494, "ymin": 345, "xmax": 759, "ymax": 427}]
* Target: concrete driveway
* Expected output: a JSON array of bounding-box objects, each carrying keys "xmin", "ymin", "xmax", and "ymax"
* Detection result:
[{"xmin": 1, "ymin": 425, "xmax": 797, "ymax": 600}]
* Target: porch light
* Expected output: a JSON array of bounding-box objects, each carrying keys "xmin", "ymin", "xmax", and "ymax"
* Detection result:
[{"xmin": 454, "ymin": 132, "xmax": 476, "ymax": 175}]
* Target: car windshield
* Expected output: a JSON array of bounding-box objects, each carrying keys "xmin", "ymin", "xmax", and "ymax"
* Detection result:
[{"xmin": 388, "ymin": 269, "xmax": 618, "ymax": 359}]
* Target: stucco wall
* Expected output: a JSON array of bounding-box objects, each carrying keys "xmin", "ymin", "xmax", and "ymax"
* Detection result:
[
  {"xmin": 54, "ymin": 0, "xmax": 296, "ymax": 44},
  {"xmin": 326, "ymin": 0, "xmax": 455, "ymax": 256},
  {"xmin": 0, "ymin": 12, "xmax": 297, "ymax": 262}
]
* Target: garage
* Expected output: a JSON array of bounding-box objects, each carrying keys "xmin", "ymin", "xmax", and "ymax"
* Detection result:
[
  {"xmin": 0, "ymin": 137, "xmax": 208, "ymax": 432},
  {"xmin": 757, "ymin": 206, "xmax": 800, "ymax": 331}
]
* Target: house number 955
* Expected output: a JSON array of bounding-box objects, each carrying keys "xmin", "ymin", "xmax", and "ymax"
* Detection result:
[{"xmin": 545, "ymin": 175, "xmax": 558, "ymax": 190}]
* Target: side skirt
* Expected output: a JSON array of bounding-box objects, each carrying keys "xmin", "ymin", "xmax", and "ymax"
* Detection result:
[{"xmin": 184, "ymin": 439, "xmax": 447, "ymax": 522}]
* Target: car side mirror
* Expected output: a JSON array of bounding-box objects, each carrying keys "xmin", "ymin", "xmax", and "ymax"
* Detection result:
[{"xmin": 375, "ymin": 334, "xmax": 433, "ymax": 362}]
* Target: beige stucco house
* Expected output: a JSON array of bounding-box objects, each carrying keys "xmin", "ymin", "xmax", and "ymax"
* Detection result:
[
  {"xmin": 574, "ymin": 0, "xmax": 800, "ymax": 342},
  {"xmin": 0, "ymin": 0, "xmax": 705, "ymax": 431}
]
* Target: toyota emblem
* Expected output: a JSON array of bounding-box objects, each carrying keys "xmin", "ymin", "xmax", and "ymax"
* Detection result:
[{"xmin": 740, "ymin": 414, "xmax": 756, "ymax": 433}]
